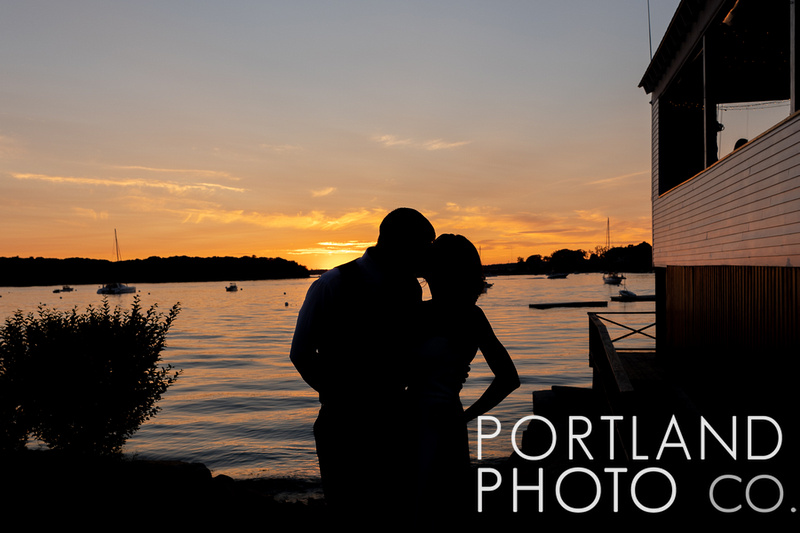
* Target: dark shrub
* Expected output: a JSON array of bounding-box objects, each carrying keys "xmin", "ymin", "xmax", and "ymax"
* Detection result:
[
  {"xmin": 0, "ymin": 312, "xmax": 30, "ymax": 452},
  {"xmin": 0, "ymin": 297, "xmax": 181, "ymax": 455}
]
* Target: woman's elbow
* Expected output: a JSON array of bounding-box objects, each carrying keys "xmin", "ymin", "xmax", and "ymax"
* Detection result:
[{"xmin": 500, "ymin": 373, "xmax": 520, "ymax": 392}]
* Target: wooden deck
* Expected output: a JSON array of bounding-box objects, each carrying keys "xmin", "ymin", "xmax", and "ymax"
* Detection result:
[
  {"xmin": 526, "ymin": 311, "xmax": 793, "ymax": 458},
  {"xmin": 526, "ymin": 312, "xmax": 697, "ymax": 462},
  {"xmin": 507, "ymin": 310, "xmax": 796, "ymax": 524},
  {"xmin": 528, "ymin": 301, "xmax": 608, "ymax": 309}
]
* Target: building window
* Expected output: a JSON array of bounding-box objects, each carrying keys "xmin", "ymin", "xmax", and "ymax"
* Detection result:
[{"xmin": 658, "ymin": 0, "xmax": 792, "ymax": 195}]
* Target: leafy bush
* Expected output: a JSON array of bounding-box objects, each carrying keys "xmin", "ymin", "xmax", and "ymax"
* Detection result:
[
  {"xmin": 0, "ymin": 312, "xmax": 29, "ymax": 452},
  {"xmin": 0, "ymin": 297, "xmax": 181, "ymax": 455}
]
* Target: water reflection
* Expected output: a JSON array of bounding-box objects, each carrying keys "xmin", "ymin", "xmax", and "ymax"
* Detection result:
[{"xmin": 0, "ymin": 273, "xmax": 654, "ymax": 479}]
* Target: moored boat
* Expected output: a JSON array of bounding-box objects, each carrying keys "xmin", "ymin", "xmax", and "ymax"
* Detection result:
[
  {"xmin": 97, "ymin": 282, "xmax": 136, "ymax": 295},
  {"xmin": 97, "ymin": 229, "xmax": 136, "ymax": 295},
  {"xmin": 53, "ymin": 285, "xmax": 74, "ymax": 293},
  {"xmin": 610, "ymin": 289, "xmax": 655, "ymax": 302}
]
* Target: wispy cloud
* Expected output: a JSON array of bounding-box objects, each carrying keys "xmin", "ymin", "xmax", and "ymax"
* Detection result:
[
  {"xmin": 72, "ymin": 207, "xmax": 109, "ymax": 221},
  {"xmin": 587, "ymin": 170, "xmax": 649, "ymax": 187},
  {"xmin": 177, "ymin": 207, "xmax": 386, "ymax": 231},
  {"xmin": 375, "ymin": 135, "xmax": 412, "ymax": 147},
  {"xmin": 290, "ymin": 241, "xmax": 374, "ymax": 256},
  {"xmin": 428, "ymin": 203, "xmax": 652, "ymax": 259},
  {"xmin": 375, "ymin": 135, "xmax": 471, "ymax": 151},
  {"xmin": 113, "ymin": 165, "xmax": 240, "ymax": 180},
  {"xmin": 12, "ymin": 173, "xmax": 246, "ymax": 194},
  {"xmin": 260, "ymin": 143, "xmax": 303, "ymax": 153},
  {"xmin": 422, "ymin": 139, "xmax": 472, "ymax": 151},
  {"xmin": 432, "ymin": 204, "xmax": 558, "ymax": 242},
  {"xmin": 443, "ymin": 202, "xmax": 496, "ymax": 215},
  {"xmin": 311, "ymin": 187, "xmax": 336, "ymax": 197},
  {"xmin": 574, "ymin": 210, "xmax": 611, "ymax": 224}
]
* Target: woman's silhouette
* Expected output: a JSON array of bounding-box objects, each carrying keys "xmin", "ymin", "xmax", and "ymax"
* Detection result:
[{"xmin": 408, "ymin": 233, "xmax": 520, "ymax": 516}]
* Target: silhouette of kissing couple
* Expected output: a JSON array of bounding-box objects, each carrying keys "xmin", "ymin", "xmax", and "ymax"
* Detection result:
[{"xmin": 290, "ymin": 207, "xmax": 519, "ymax": 524}]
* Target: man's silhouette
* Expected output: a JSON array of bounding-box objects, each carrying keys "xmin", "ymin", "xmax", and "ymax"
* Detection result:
[{"xmin": 290, "ymin": 207, "xmax": 435, "ymax": 520}]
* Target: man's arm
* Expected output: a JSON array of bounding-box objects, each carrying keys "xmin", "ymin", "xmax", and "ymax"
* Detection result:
[{"xmin": 289, "ymin": 272, "xmax": 337, "ymax": 394}]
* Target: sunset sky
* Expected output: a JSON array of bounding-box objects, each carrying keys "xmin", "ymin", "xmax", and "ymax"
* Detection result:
[{"xmin": 1, "ymin": 1, "xmax": 686, "ymax": 270}]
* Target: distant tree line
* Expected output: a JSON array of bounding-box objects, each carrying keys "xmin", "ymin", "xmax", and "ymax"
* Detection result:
[
  {"xmin": 0, "ymin": 255, "xmax": 310, "ymax": 288},
  {"xmin": 484, "ymin": 242, "xmax": 653, "ymax": 276}
]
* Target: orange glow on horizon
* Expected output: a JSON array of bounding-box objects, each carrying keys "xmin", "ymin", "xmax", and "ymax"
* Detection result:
[
  {"xmin": 1, "ymin": 213, "xmax": 651, "ymax": 272},
  {"xmin": 0, "ymin": 2, "xmax": 675, "ymax": 272}
]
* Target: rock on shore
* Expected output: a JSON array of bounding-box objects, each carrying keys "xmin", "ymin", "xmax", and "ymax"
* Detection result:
[{"xmin": 2, "ymin": 451, "xmax": 326, "ymax": 526}]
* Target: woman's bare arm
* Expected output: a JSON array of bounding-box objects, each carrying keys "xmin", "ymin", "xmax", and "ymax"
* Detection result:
[{"xmin": 463, "ymin": 307, "xmax": 520, "ymax": 422}]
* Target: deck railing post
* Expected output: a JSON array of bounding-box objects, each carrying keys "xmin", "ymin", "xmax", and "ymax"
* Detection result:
[{"xmin": 588, "ymin": 312, "xmax": 636, "ymax": 461}]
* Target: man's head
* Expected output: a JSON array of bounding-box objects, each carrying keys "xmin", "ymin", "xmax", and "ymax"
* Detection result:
[{"xmin": 375, "ymin": 207, "xmax": 435, "ymax": 275}]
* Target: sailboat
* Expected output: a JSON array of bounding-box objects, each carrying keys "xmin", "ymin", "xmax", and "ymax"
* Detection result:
[
  {"xmin": 478, "ymin": 246, "xmax": 493, "ymax": 292},
  {"xmin": 602, "ymin": 218, "xmax": 625, "ymax": 285},
  {"xmin": 97, "ymin": 230, "xmax": 137, "ymax": 295}
]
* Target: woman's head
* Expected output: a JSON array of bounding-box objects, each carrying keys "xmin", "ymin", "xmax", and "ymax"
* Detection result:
[{"xmin": 426, "ymin": 234, "xmax": 484, "ymax": 305}]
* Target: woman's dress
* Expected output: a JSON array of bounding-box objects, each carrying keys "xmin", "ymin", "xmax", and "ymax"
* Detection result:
[{"xmin": 407, "ymin": 302, "xmax": 479, "ymax": 514}]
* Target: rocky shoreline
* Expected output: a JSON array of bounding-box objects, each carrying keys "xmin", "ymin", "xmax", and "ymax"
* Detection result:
[
  {"xmin": 2, "ymin": 451, "xmax": 327, "ymax": 526},
  {"xmin": 4, "ymin": 450, "xmax": 793, "ymax": 528},
  {"xmin": 1, "ymin": 451, "xmax": 528, "ymax": 527}
]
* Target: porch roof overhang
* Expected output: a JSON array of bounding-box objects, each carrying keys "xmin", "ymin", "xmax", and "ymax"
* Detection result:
[{"xmin": 639, "ymin": 0, "xmax": 791, "ymax": 104}]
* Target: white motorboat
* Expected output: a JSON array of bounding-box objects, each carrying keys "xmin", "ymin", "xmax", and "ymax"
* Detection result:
[
  {"xmin": 603, "ymin": 272, "xmax": 626, "ymax": 285},
  {"xmin": 97, "ymin": 282, "xmax": 136, "ymax": 295}
]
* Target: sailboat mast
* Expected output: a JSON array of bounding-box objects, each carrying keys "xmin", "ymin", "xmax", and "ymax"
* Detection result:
[{"xmin": 114, "ymin": 229, "xmax": 122, "ymax": 262}]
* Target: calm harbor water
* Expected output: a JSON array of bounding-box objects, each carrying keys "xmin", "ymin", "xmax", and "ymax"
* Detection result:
[{"xmin": 0, "ymin": 272, "xmax": 654, "ymax": 481}]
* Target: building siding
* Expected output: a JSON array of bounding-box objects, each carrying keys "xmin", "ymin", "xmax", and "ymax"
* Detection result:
[{"xmin": 652, "ymin": 112, "xmax": 800, "ymax": 268}]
